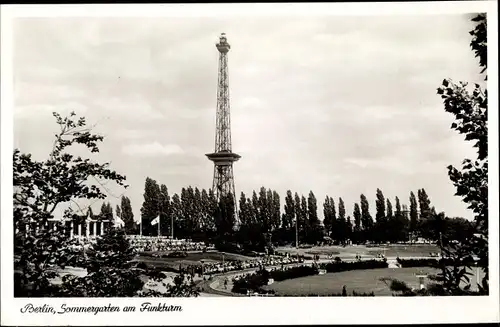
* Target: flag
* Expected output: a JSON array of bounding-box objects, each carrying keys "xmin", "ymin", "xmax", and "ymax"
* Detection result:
[
  {"xmin": 114, "ymin": 215, "xmax": 125, "ymax": 227},
  {"xmin": 151, "ymin": 215, "xmax": 160, "ymax": 226}
]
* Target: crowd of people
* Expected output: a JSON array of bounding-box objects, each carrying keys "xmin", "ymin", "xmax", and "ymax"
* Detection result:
[
  {"xmin": 195, "ymin": 254, "xmax": 305, "ymax": 276},
  {"xmin": 126, "ymin": 235, "xmax": 214, "ymax": 252}
]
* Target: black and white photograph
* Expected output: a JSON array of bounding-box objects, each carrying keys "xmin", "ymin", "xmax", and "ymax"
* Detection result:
[{"xmin": 1, "ymin": 2, "xmax": 498, "ymax": 325}]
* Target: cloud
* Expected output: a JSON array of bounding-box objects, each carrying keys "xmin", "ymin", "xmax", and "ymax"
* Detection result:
[
  {"xmin": 122, "ymin": 142, "xmax": 184, "ymax": 157},
  {"xmin": 14, "ymin": 102, "xmax": 88, "ymax": 119}
]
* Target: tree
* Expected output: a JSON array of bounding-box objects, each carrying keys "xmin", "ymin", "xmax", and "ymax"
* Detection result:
[
  {"xmin": 417, "ymin": 188, "xmax": 433, "ymax": 220},
  {"xmin": 323, "ymin": 196, "xmax": 332, "ymax": 238},
  {"xmin": 294, "ymin": 193, "xmax": 302, "ymax": 243},
  {"xmin": 215, "ymin": 193, "xmax": 236, "ymax": 240},
  {"xmin": 374, "ymin": 189, "xmax": 387, "ymax": 243},
  {"xmin": 251, "ymin": 191, "xmax": 260, "ymax": 226},
  {"xmin": 337, "ymin": 197, "xmax": 347, "ymax": 245},
  {"xmin": 283, "ymin": 190, "xmax": 295, "ymax": 240},
  {"xmin": 200, "ymin": 188, "xmax": 214, "ymax": 237},
  {"xmin": 271, "ymin": 190, "xmax": 281, "ymax": 232},
  {"xmin": 116, "ymin": 205, "xmax": 121, "ymax": 220},
  {"xmin": 393, "ymin": 196, "xmax": 408, "ymax": 243},
  {"xmin": 140, "ymin": 178, "xmax": 160, "ymax": 236},
  {"xmin": 360, "ymin": 194, "xmax": 373, "ymax": 241},
  {"xmin": 375, "ymin": 189, "xmax": 386, "ymax": 222},
  {"xmin": 13, "ymin": 112, "xmax": 127, "ymax": 296},
  {"xmin": 121, "ymin": 196, "xmax": 135, "ymax": 234},
  {"xmin": 206, "ymin": 189, "xmax": 218, "ymax": 236},
  {"xmin": 307, "ymin": 191, "xmax": 322, "ymax": 244},
  {"xmin": 386, "ymin": 198, "xmax": 394, "ymax": 241},
  {"xmin": 435, "ymin": 13, "xmax": 488, "ymax": 294},
  {"xmin": 353, "ymin": 203, "xmax": 362, "ymax": 244},
  {"xmin": 239, "ymin": 192, "xmax": 250, "ymax": 227},
  {"xmin": 99, "ymin": 202, "xmax": 113, "ymax": 221},
  {"xmin": 330, "ymin": 197, "xmax": 337, "ymax": 239},
  {"xmin": 170, "ymin": 193, "xmax": 182, "ymax": 239},
  {"xmin": 345, "ymin": 215, "xmax": 352, "ymax": 243},
  {"xmin": 324, "ymin": 197, "xmax": 337, "ymax": 242},
  {"xmin": 307, "ymin": 191, "xmax": 318, "ymax": 223},
  {"xmin": 257, "ymin": 187, "xmax": 270, "ymax": 233},
  {"xmin": 238, "ymin": 192, "xmax": 255, "ymax": 248},
  {"xmin": 158, "ymin": 185, "xmax": 172, "ymax": 237},
  {"xmin": 300, "ymin": 195, "xmax": 308, "ymax": 243},
  {"xmin": 386, "ymin": 198, "xmax": 393, "ymax": 219},
  {"xmin": 409, "ymin": 191, "xmax": 419, "ymax": 241},
  {"xmin": 180, "ymin": 187, "xmax": 197, "ymax": 238}
]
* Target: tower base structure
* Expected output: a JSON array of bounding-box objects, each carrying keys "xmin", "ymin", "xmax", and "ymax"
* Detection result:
[{"xmin": 206, "ymin": 151, "xmax": 240, "ymax": 202}]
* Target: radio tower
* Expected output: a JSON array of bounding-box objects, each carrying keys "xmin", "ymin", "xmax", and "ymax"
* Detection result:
[{"xmin": 206, "ymin": 33, "xmax": 240, "ymax": 216}]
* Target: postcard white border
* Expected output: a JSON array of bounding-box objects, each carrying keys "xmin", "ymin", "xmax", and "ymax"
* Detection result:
[{"xmin": 1, "ymin": 2, "xmax": 499, "ymax": 325}]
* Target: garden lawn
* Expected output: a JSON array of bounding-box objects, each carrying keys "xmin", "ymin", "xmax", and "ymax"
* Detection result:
[{"xmin": 264, "ymin": 267, "xmax": 484, "ymax": 296}]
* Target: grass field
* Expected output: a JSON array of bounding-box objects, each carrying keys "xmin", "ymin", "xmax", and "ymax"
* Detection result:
[
  {"xmin": 276, "ymin": 244, "xmax": 440, "ymax": 259},
  {"xmin": 264, "ymin": 267, "xmax": 485, "ymax": 296}
]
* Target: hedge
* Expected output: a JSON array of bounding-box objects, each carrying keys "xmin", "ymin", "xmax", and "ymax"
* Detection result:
[
  {"xmin": 269, "ymin": 265, "xmax": 318, "ymax": 282},
  {"xmin": 320, "ymin": 259, "xmax": 388, "ymax": 272},
  {"xmin": 396, "ymin": 257, "xmax": 460, "ymax": 268},
  {"xmin": 232, "ymin": 269, "xmax": 271, "ymax": 294},
  {"xmin": 281, "ymin": 291, "xmax": 375, "ymax": 297}
]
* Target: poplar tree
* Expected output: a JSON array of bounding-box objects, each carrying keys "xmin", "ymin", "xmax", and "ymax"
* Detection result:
[
  {"xmin": 283, "ymin": 190, "xmax": 295, "ymax": 232},
  {"xmin": 121, "ymin": 196, "xmax": 135, "ymax": 234},
  {"xmin": 140, "ymin": 177, "xmax": 160, "ymax": 236},
  {"xmin": 360, "ymin": 194, "xmax": 373, "ymax": 241},
  {"xmin": 307, "ymin": 191, "xmax": 321, "ymax": 244},
  {"xmin": 116, "ymin": 205, "xmax": 121, "ymax": 220},
  {"xmin": 300, "ymin": 195, "xmax": 308, "ymax": 243},
  {"xmin": 409, "ymin": 191, "xmax": 419, "ymax": 241},
  {"xmin": 323, "ymin": 196, "xmax": 332, "ymax": 237},
  {"xmin": 337, "ymin": 197, "xmax": 347, "ymax": 244},
  {"xmin": 375, "ymin": 189, "xmax": 387, "ymax": 243}
]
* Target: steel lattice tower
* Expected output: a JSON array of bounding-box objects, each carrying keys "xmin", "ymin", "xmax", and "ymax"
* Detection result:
[{"xmin": 206, "ymin": 33, "xmax": 240, "ymax": 214}]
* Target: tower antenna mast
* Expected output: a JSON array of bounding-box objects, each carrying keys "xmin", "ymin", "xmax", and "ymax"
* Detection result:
[{"xmin": 206, "ymin": 33, "xmax": 240, "ymax": 222}]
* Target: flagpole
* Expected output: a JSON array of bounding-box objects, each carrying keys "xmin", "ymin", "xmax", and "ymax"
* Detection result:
[
  {"xmin": 296, "ymin": 216, "xmax": 299, "ymax": 249},
  {"xmin": 158, "ymin": 193, "xmax": 161, "ymax": 238}
]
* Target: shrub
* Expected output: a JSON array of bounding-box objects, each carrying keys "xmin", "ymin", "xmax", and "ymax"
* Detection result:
[
  {"xmin": 135, "ymin": 262, "xmax": 148, "ymax": 270},
  {"xmin": 320, "ymin": 259, "xmax": 388, "ymax": 273},
  {"xmin": 269, "ymin": 265, "xmax": 318, "ymax": 282},
  {"xmin": 280, "ymin": 291, "xmax": 375, "ymax": 297},
  {"xmin": 396, "ymin": 257, "xmax": 459, "ymax": 268},
  {"xmin": 232, "ymin": 269, "xmax": 270, "ymax": 294},
  {"xmin": 167, "ymin": 251, "xmax": 188, "ymax": 258}
]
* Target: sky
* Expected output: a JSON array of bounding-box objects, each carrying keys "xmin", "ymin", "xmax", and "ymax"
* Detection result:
[{"xmin": 12, "ymin": 14, "xmax": 485, "ymax": 222}]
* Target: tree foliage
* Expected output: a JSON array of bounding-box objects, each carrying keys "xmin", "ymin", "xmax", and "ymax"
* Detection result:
[
  {"xmin": 435, "ymin": 13, "xmax": 488, "ymax": 294},
  {"xmin": 121, "ymin": 196, "xmax": 135, "ymax": 234}
]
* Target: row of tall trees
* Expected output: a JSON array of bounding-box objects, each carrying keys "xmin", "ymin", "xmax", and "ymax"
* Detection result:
[
  {"xmin": 138, "ymin": 177, "xmax": 470, "ymax": 248},
  {"xmin": 140, "ymin": 178, "xmax": 231, "ymax": 241}
]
